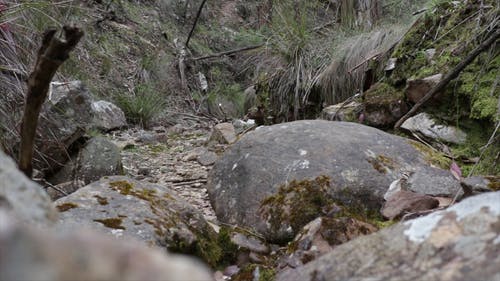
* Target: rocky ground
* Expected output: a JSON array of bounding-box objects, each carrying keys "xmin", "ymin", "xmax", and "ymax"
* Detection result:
[{"xmin": 105, "ymin": 122, "xmax": 221, "ymax": 223}]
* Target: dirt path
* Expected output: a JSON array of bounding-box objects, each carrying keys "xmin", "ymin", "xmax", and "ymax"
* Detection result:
[{"xmin": 106, "ymin": 123, "xmax": 219, "ymax": 223}]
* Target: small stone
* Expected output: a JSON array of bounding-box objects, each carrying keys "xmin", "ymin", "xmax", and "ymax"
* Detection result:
[
  {"xmin": 384, "ymin": 58, "xmax": 397, "ymax": 71},
  {"xmin": 136, "ymin": 132, "xmax": 155, "ymax": 144},
  {"xmin": 197, "ymin": 151, "xmax": 218, "ymax": 166},
  {"xmin": 231, "ymin": 232, "xmax": 269, "ymax": 254},
  {"xmin": 223, "ymin": 265, "xmax": 240, "ymax": 277},
  {"xmin": 214, "ymin": 271, "xmax": 225, "ymax": 281},
  {"xmin": 381, "ymin": 190, "xmax": 440, "ymax": 220},
  {"xmin": 155, "ymin": 133, "xmax": 168, "ymax": 143},
  {"xmin": 137, "ymin": 167, "xmax": 150, "ymax": 176},
  {"xmin": 424, "ymin": 48, "xmax": 436, "ymax": 61},
  {"xmin": 209, "ymin": 123, "xmax": 237, "ymax": 144},
  {"xmin": 91, "ymin": 100, "xmax": 127, "ymax": 131},
  {"xmin": 183, "ymin": 147, "xmax": 207, "ymax": 161}
]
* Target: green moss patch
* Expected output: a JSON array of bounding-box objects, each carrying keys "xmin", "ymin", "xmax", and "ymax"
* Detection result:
[
  {"xmin": 109, "ymin": 180, "xmax": 133, "ymax": 195},
  {"xmin": 259, "ymin": 175, "xmax": 340, "ymax": 244},
  {"xmin": 364, "ymin": 82, "xmax": 404, "ymax": 104},
  {"xmin": 409, "ymin": 140, "xmax": 451, "ymax": 169},
  {"xmin": 232, "ymin": 264, "xmax": 276, "ymax": 281},
  {"xmin": 367, "ymin": 154, "xmax": 398, "ymax": 174}
]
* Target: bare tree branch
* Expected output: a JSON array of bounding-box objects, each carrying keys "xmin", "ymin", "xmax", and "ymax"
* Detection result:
[
  {"xmin": 191, "ymin": 44, "xmax": 264, "ymax": 61},
  {"xmin": 18, "ymin": 26, "xmax": 83, "ymax": 178},
  {"xmin": 185, "ymin": 0, "xmax": 207, "ymax": 48}
]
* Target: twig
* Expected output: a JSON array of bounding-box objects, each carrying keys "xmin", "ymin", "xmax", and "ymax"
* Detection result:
[
  {"xmin": 331, "ymin": 92, "xmax": 361, "ymax": 120},
  {"xmin": 191, "ymin": 44, "xmax": 265, "ymax": 61},
  {"xmin": 434, "ymin": 10, "xmax": 480, "ymax": 43},
  {"xmin": 401, "ymin": 207, "xmax": 446, "ymax": 221},
  {"xmin": 218, "ymin": 222, "xmax": 265, "ymax": 239},
  {"xmin": 44, "ymin": 181, "xmax": 69, "ymax": 197},
  {"xmin": 311, "ymin": 20, "xmax": 335, "ymax": 32},
  {"xmin": 172, "ymin": 179, "xmax": 207, "ymax": 186},
  {"xmin": 394, "ymin": 28, "xmax": 500, "ymax": 129},
  {"xmin": 185, "ymin": 0, "xmax": 207, "ymax": 49},
  {"xmin": 412, "ymin": 8, "xmax": 427, "ymax": 16},
  {"xmin": 348, "ymin": 50, "xmax": 385, "ymax": 74},
  {"xmin": 18, "ymin": 26, "xmax": 83, "ymax": 178}
]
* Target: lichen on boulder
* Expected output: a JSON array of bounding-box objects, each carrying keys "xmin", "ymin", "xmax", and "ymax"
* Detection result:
[{"xmin": 55, "ymin": 176, "xmax": 222, "ymax": 267}]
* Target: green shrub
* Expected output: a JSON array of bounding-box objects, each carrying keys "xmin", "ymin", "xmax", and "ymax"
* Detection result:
[{"xmin": 114, "ymin": 84, "xmax": 165, "ymax": 128}]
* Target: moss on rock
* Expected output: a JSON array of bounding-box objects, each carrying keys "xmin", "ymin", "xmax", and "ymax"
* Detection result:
[
  {"xmin": 408, "ymin": 140, "xmax": 451, "ymax": 169},
  {"xmin": 93, "ymin": 218, "xmax": 125, "ymax": 230},
  {"xmin": 56, "ymin": 202, "xmax": 79, "ymax": 212},
  {"xmin": 259, "ymin": 175, "xmax": 390, "ymax": 244},
  {"xmin": 108, "ymin": 180, "xmax": 223, "ymax": 268},
  {"xmin": 259, "ymin": 175, "xmax": 340, "ymax": 244}
]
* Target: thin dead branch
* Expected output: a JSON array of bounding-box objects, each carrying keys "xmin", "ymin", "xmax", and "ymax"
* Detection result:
[
  {"xmin": 18, "ymin": 26, "xmax": 83, "ymax": 178},
  {"xmin": 191, "ymin": 44, "xmax": 265, "ymax": 61},
  {"xmin": 185, "ymin": 0, "xmax": 207, "ymax": 49}
]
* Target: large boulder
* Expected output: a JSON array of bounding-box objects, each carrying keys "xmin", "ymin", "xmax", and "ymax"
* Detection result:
[
  {"xmin": 0, "ymin": 211, "xmax": 213, "ymax": 281},
  {"xmin": 91, "ymin": 100, "xmax": 127, "ymax": 131},
  {"xmin": 49, "ymin": 136, "xmax": 123, "ymax": 187},
  {"xmin": 277, "ymin": 191, "xmax": 500, "ymax": 281},
  {"xmin": 36, "ymin": 81, "xmax": 94, "ymax": 174},
  {"xmin": 55, "ymin": 176, "xmax": 222, "ymax": 267},
  {"xmin": 207, "ymin": 120, "xmax": 460, "ymax": 241},
  {"xmin": 0, "ymin": 150, "xmax": 57, "ymax": 226}
]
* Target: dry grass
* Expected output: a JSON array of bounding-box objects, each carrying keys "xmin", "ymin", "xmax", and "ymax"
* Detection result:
[{"xmin": 317, "ymin": 26, "xmax": 407, "ymax": 105}]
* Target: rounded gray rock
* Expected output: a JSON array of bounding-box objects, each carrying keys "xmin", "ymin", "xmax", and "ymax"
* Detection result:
[{"xmin": 207, "ymin": 120, "xmax": 460, "ymax": 241}]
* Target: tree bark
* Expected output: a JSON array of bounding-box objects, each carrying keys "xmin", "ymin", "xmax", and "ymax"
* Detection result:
[
  {"xmin": 18, "ymin": 26, "xmax": 83, "ymax": 178},
  {"xmin": 394, "ymin": 28, "xmax": 500, "ymax": 129}
]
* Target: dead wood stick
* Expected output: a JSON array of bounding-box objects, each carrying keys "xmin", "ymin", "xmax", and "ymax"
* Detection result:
[
  {"xmin": 18, "ymin": 26, "xmax": 83, "ymax": 178},
  {"xmin": 172, "ymin": 179, "xmax": 207, "ymax": 186},
  {"xmin": 311, "ymin": 20, "xmax": 336, "ymax": 32},
  {"xmin": 178, "ymin": 49, "xmax": 189, "ymax": 93},
  {"xmin": 348, "ymin": 51, "xmax": 381, "ymax": 74},
  {"xmin": 394, "ymin": 28, "xmax": 500, "ymax": 129},
  {"xmin": 191, "ymin": 44, "xmax": 265, "ymax": 61},
  {"xmin": 185, "ymin": 0, "xmax": 207, "ymax": 49}
]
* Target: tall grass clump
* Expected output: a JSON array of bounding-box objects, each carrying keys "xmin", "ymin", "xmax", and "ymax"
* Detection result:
[
  {"xmin": 114, "ymin": 83, "xmax": 166, "ymax": 128},
  {"xmin": 256, "ymin": 0, "xmax": 333, "ymax": 122},
  {"xmin": 316, "ymin": 0, "xmax": 428, "ymax": 106}
]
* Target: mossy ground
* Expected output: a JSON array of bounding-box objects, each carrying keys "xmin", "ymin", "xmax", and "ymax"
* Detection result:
[{"xmin": 384, "ymin": 0, "xmax": 498, "ymax": 175}]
